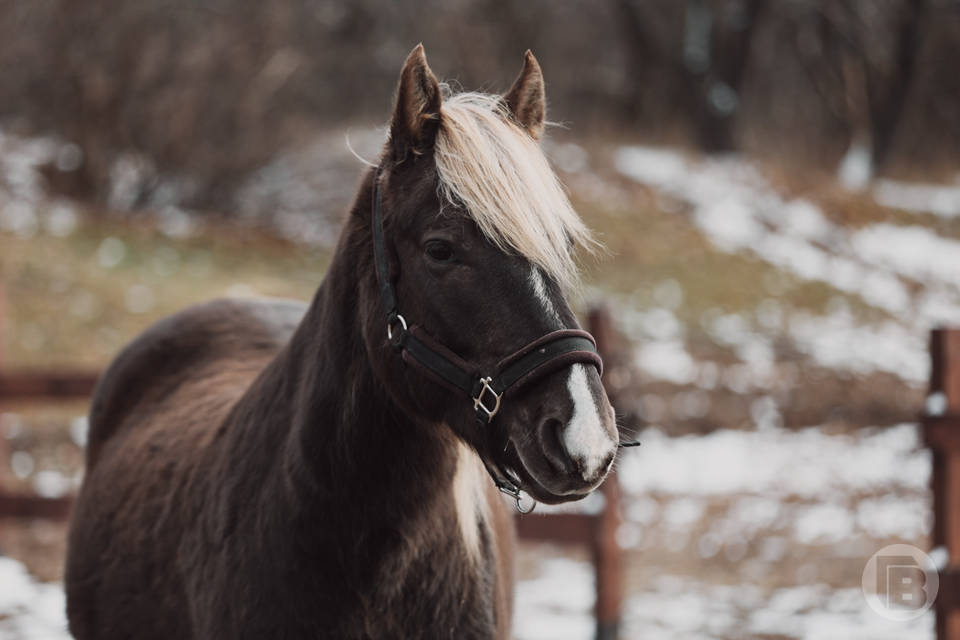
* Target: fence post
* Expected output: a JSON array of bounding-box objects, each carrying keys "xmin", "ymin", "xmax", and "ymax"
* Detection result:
[
  {"xmin": 925, "ymin": 329, "xmax": 960, "ymax": 640},
  {"xmin": 588, "ymin": 307, "xmax": 625, "ymax": 640},
  {"xmin": 0, "ymin": 282, "xmax": 8, "ymax": 507},
  {"xmin": 0, "ymin": 282, "xmax": 7, "ymax": 482}
]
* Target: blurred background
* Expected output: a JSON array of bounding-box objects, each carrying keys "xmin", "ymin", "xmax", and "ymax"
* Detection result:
[{"xmin": 0, "ymin": 0, "xmax": 958, "ymax": 638}]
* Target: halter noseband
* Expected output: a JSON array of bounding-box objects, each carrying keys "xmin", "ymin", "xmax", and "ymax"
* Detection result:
[{"xmin": 371, "ymin": 167, "xmax": 603, "ymax": 512}]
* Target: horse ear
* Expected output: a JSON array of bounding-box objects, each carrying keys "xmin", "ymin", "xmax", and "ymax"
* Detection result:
[
  {"xmin": 503, "ymin": 50, "xmax": 546, "ymax": 140},
  {"xmin": 390, "ymin": 44, "xmax": 442, "ymax": 160}
]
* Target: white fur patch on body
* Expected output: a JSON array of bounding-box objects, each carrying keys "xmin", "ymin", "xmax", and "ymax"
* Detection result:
[
  {"xmin": 451, "ymin": 440, "xmax": 490, "ymax": 562},
  {"xmin": 563, "ymin": 364, "xmax": 615, "ymax": 479},
  {"xmin": 433, "ymin": 91, "xmax": 596, "ymax": 290}
]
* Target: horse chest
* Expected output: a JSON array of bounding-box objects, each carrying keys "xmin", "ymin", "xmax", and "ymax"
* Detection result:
[
  {"xmin": 336, "ymin": 443, "xmax": 502, "ymax": 638},
  {"xmin": 201, "ymin": 447, "xmax": 502, "ymax": 638}
]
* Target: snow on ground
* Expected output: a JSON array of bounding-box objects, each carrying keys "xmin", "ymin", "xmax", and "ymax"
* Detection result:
[
  {"xmin": 516, "ymin": 423, "xmax": 933, "ymax": 640},
  {"xmin": 0, "ymin": 558, "xmax": 69, "ymax": 640},
  {"xmin": 618, "ymin": 423, "xmax": 927, "ymax": 502},
  {"xmin": 874, "ymin": 179, "xmax": 960, "ymax": 220},
  {"xmin": 614, "ymin": 147, "xmax": 960, "ymax": 321},
  {"xmin": 786, "ymin": 306, "xmax": 927, "ymax": 383},
  {"xmin": 518, "ymin": 558, "xmax": 934, "ymax": 640},
  {"xmin": 614, "ymin": 145, "xmax": 960, "ymax": 386},
  {"xmin": 0, "ymin": 130, "xmax": 83, "ymax": 244},
  {"xmin": 615, "ymin": 423, "xmax": 931, "ymax": 548},
  {"xmin": 627, "ymin": 578, "xmax": 934, "ymax": 640},
  {"xmin": 609, "ymin": 290, "xmax": 927, "ymax": 389}
]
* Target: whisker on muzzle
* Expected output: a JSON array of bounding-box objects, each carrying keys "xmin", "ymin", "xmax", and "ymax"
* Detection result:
[{"xmin": 613, "ymin": 410, "xmax": 641, "ymax": 448}]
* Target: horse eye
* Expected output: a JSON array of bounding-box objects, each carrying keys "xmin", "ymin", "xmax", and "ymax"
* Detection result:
[{"xmin": 425, "ymin": 240, "xmax": 455, "ymax": 263}]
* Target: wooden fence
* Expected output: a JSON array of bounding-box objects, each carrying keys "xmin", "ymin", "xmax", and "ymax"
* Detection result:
[
  {"xmin": 926, "ymin": 328, "xmax": 960, "ymax": 640},
  {"xmin": 0, "ymin": 284, "xmax": 96, "ymax": 519}
]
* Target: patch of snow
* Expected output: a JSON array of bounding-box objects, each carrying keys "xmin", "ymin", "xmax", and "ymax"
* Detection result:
[
  {"xmin": 793, "ymin": 503, "xmax": 855, "ymax": 544},
  {"xmin": 726, "ymin": 496, "xmax": 783, "ymax": 534},
  {"xmin": 157, "ymin": 205, "xmax": 196, "ymax": 239},
  {"xmin": 547, "ymin": 141, "xmax": 590, "ymax": 174},
  {"xmin": 43, "ymin": 203, "xmax": 78, "ymax": 238},
  {"xmin": 623, "ymin": 577, "xmax": 932, "ymax": 640},
  {"xmin": 614, "ymin": 146, "xmax": 689, "ymax": 187},
  {"xmin": 855, "ymin": 494, "xmax": 932, "ymax": 540},
  {"xmin": 750, "ymin": 585, "xmax": 933, "ymax": 640},
  {"xmin": 614, "ymin": 147, "xmax": 960, "ymax": 311},
  {"xmin": 663, "ymin": 497, "xmax": 707, "ymax": 529},
  {"xmin": 851, "ymin": 224, "xmax": 960, "ymax": 287},
  {"xmin": 787, "ymin": 309, "xmax": 928, "ymax": 383},
  {"xmin": 838, "ymin": 138, "xmax": 873, "ymax": 191},
  {"xmin": 618, "ymin": 423, "xmax": 929, "ymax": 501},
  {"xmin": 0, "ymin": 557, "xmax": 70, "ymax": 640},
  {"xmin": 874, "ymin": 179, "xmax": 960, "ymax": 219},
  {"xmin": 514, "ymin": 558, "xmax": 595, "ymax": 640},
  {"xmin": 69, "ymin": 416, "xmax": 88, "ymax": 448},
  {"xmin": 634, "ymin": 340, "xmax": 697, "ymax": 385},
  {"xmin": 32, "ymin": 470, "xmax": 71, "ymax": 499}
]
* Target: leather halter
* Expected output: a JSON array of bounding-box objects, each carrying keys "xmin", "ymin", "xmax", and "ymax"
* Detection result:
[{"xmin": 370, "ymin": 167, "xmax": 603, "ymax": 511}]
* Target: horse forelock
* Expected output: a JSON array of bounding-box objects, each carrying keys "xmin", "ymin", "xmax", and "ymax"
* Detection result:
[{"xmin": 432, "ymin": 90, "xmax": 595, "ymax": 290}]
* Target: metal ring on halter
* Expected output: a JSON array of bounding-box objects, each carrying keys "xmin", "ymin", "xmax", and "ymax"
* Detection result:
[
  {"xmin": 494, "ymin": 466, "xmax": 537, "ymax": 513},
  {"xmin": 386, "ymin": 314, "xmax": 407, "ymax": 342},
  {"xmin": 497, "ymin": 483, "xmax": 536, "ymax": 514}
]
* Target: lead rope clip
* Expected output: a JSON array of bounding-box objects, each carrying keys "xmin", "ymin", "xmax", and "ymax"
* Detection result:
[{"xmin": 496, "ymin": 482, "xmax": 536, "ymax": 514}]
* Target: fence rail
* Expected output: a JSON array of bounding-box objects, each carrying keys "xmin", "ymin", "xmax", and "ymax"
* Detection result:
[
  {"xmin": 0, "ymin": 373, "xmax": 94, "ymax": 517},
  {"xmin": 0, "ymin": 283, "xmax": 98, "ymax": 521},
  {"xmin": 0, "ymin": 371, "xmax": 98, "ymax": 399}
]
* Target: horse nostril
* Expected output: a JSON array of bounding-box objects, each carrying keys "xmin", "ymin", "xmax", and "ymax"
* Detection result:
[
  {"xmin": 538, "ymin": 417, "xmax": 578, "ymax": 475},
  {"xmin": 599, "ymin": 450, "xmax": 615, "ymax": 476}
]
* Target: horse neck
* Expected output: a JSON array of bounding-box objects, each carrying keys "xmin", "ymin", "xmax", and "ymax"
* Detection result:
[
  {"xmin": 205, "ymin": 180, "xmax": 500, "ymax": 634},
  {"xmin": 239, "ymin": 184, "xmax": 459, "ymax": 527}
]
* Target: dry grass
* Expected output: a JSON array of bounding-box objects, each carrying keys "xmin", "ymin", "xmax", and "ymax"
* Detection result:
[{"xmin": 0, "ymin": 217, "xmax": 331, "ymax": 369}]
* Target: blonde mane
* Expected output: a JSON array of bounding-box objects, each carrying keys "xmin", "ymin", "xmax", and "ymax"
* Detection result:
[{"xmin": 433, "ymin": 91, "xmax": 594, "ymax": 289}]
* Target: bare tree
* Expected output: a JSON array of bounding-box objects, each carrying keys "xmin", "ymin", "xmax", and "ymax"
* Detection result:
[
  {"xmin": 684, "ymin": 0, "xmax": 765, "ymax": 152},
  {"xmin": 613, "ymin": 0, "xmax": 765, "ymax": 152},
  {"xmin": 795, "ymin": 0, "xmax": 928, "ymax": 182}
]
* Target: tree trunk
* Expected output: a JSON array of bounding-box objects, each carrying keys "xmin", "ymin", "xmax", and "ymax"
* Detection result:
[
  {"xmin": 689, "ymin": 0, "xmax": 765, "ymax": 153},
  {"xmin": 867, "ymin": 0, "xmax": 927, "ymax": 174}
]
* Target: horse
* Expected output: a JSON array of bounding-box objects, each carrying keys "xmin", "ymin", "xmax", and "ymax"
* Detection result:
[{"xmin": 65, "ymin": 44, "xmax": 622, "ymax": 639}]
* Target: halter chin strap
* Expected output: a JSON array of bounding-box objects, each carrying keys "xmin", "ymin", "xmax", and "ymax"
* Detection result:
[{"xmin": 371, "ymin": 167, "xmax": 603, "ymax": 510}]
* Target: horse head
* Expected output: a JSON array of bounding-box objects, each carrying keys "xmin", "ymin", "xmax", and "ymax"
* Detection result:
[{"xmin": 363, "ymin": 45, "xmax": 620, "ymax": 506}]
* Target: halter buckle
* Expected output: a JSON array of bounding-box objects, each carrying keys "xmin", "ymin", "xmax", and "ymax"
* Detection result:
[{"xmin": 472, "ymin": 376, "xmax": 502, "ymax": 421}]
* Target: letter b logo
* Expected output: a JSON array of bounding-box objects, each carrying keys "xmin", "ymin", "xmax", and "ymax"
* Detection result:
[{"xmin": 863, "ymin": 544, "xmax": 938, "ymax": 621}]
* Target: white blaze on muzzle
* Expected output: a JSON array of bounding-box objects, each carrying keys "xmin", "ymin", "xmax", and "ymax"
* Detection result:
[{"xmin": 563, "ymin": 364, "xmax": 615, "ymax": 480}]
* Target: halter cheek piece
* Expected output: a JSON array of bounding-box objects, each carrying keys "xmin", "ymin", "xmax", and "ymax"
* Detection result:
[{"xmin": 371, "ymin": 168, "xmax": 603, "ymax": 513}]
